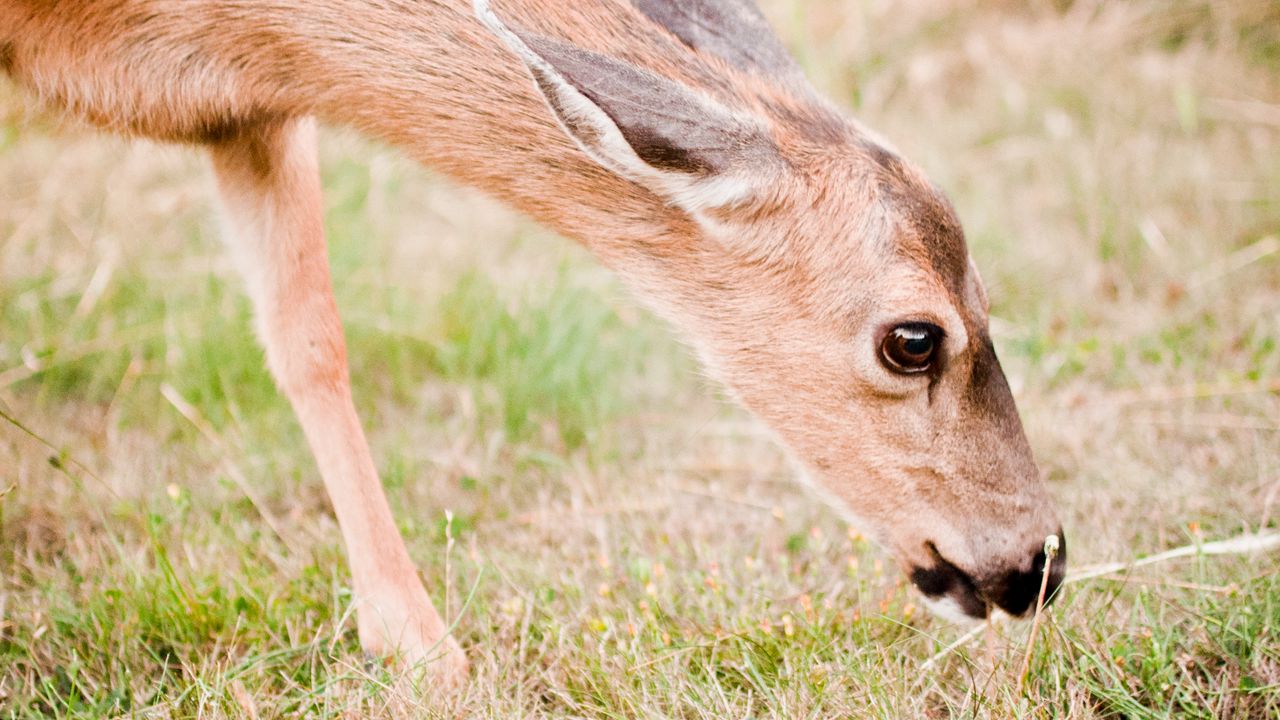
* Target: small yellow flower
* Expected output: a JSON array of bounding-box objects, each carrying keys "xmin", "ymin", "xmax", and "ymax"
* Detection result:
[{"xmin": 499, "ymin": 596, "xmax": 524, "ymax": 623}]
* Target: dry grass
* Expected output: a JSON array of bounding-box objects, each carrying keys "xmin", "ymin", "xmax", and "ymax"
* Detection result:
[{"xmin": 1, "ymin": 0, "xmax": 1278, "ymax": 717}]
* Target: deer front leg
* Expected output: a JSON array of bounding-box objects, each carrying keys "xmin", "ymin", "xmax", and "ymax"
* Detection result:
[{"xmin": 207, "ymin": 117, "xmax": 466, "ymax": 684}]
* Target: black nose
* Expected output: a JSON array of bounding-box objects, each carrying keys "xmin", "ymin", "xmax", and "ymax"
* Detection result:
[
  {"xmin": 909, "ymin": 531, "xmax": 1068, "ymax": 619},
  {"xmin": 983, "ymin": 531, "xmax": 1068, "ymax": 617}
]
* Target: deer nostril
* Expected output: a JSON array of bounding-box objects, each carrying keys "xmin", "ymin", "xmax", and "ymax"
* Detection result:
[
  {"xmin": 909, "ymin": 543, "xmax": 988, "ymax": 619},
  {"xmin": 983, "ymin": 530, "xmax": 1068, "ymax": 617}
]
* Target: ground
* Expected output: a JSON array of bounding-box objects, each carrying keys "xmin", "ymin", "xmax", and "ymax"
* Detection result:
[{"xmin": 1, "ymin": 0, "xmax": 1278, "ymax": 717}]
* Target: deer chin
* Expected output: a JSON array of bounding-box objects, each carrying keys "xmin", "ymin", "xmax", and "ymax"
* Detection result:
[{"xmin": 918, "ymin": 594, "xmax": 986, "ymax": 624}]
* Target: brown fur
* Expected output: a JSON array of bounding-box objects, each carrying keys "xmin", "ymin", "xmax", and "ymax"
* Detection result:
[{"xmin": 1, "ymin": 0, "xmax": 1064, "ymax": 681}]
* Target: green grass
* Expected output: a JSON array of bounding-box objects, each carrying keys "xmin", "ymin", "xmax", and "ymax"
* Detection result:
[{"xmin": 2, "ymin": 0, "xmax": 1279, "ymax": 717}]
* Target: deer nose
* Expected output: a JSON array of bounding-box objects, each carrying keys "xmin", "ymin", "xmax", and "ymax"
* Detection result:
[
  {"xmin": 910, "ymin": 530, "xmax": 1067, "ymax": 619},
  {"xmin": 981, "ymin": 531, "xmax": 1067, "ymax": 617}
]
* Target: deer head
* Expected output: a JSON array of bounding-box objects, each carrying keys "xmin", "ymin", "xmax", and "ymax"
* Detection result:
[{"xmin": 477, "ymin": 0, "xmax": 1066, "ymax": 620}]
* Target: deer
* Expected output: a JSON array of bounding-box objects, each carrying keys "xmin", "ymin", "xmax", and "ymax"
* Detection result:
[{"xmin": 0, "ymin": 0, "xmax": 1068, "ymax": 686}]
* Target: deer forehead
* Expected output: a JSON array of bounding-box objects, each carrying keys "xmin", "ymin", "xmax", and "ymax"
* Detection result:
[
  {"xmin": 758, "ymin": 152, "xmax": 978, "ymax": 328},
  {"xmin": 857, "ymin": 144, "xmax": 983, "ymax": 330}
]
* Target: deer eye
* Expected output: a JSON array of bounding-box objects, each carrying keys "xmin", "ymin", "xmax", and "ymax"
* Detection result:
[{"xmin": 880, "ymin": 323, "xmax": 943, "ymax": 374}]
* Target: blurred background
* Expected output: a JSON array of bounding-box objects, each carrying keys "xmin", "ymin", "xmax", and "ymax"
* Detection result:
[{"xmin": 1, "ymin": 0, "xmax": 1277, "ymax": 716}]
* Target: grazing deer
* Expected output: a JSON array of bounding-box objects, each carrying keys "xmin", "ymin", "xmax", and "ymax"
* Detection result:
[{"xmin": 1, "ymin": 0, "xmax": 1067, "ymax": 684}]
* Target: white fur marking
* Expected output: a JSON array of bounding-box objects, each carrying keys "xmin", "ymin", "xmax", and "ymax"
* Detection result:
[{"xmin": 919, "ymin": 594, "xmax": 982, "ymax": 624}]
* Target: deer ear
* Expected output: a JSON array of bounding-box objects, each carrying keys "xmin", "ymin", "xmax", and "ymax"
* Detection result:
[
  {"xmin": 475, "ymin": 0, "xmax": 783, "ymax": 214},
  {"xmin": 631, "ymin": 0, "xmax": 803, "ymax": 82}
]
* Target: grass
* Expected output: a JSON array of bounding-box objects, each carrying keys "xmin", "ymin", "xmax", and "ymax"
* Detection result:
[{"xmin": 2, "ymin": 0, "xmax": 1279, "ymax": 716}]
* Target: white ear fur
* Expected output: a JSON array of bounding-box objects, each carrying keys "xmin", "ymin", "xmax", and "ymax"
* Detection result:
[
  {"xmin": 966, "ymin": 255, "xmax": 990, "ymax": 313},
  {"xmin": 474, "ymin": 0, "xmax": 640, "ymax": 180},
  {"xmin": 474, "ymin": 0, "xmax": 775, "ymax": 216}
]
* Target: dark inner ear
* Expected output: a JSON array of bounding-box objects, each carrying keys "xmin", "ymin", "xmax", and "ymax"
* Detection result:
[
  {"xmin": 631, "ymin": 0, "xmax": 800, "ymax": 80},
  {"xmin": 518, "ymin": 31, "xmax": 776, "ymax": 176}
]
